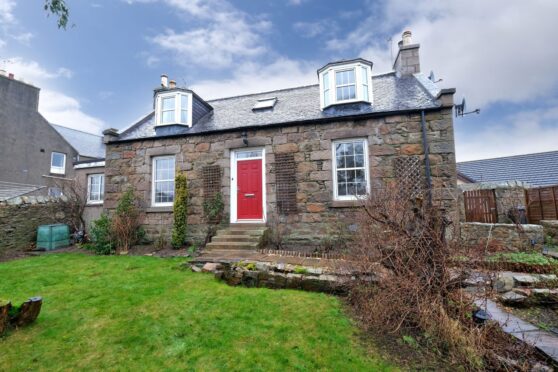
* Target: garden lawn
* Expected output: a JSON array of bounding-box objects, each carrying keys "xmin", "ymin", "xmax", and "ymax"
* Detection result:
[{"xmin": 0, "ymin": 254, "xmax": 394, "ymax": 371}]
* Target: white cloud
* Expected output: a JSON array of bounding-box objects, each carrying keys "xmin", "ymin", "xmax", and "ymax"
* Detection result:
[
  {"xmin": 145, "ymin": 0, "xmax": 270, "ymax": 69},
  {"xmin": 0, "ymin": 0, "xmax": 16, "ymax": 24},
  {"xmin": 293, "ymin": 20, "xmax": 331, "ymax": 38},
  {"xmin": 191, "ymin": 58, "xmax": 316, "ymax": 100},
  {"xmin": 40, "ymin": 90, "xmax": 105, "ymax": 134},
  {"xmin": 7, "ymin": 57, "xmax": 104, "ymax": 134},
  {"xmin": 328, "ymin": 0, "xmax": 558, "ymax": 109},
  {"xmin": 456, "ymin": 106, "xmax": 558, "ymax": 161},
  {"xmin": 12, "ymin": 32, "xmax": 33, "ymax": 45}
]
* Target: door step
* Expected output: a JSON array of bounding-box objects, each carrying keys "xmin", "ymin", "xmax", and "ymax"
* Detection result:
[{"xmin": 205, "ymin": 224, "xmax": 268, "ymax": 251}]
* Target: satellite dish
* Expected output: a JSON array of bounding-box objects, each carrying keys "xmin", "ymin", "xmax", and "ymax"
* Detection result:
[
  {"xmin": 455, "ymin": 97, "xmax": 480, "ymax": 117},
  {"xmin": 428, "ymin": 71, "xmax": 435, "ymax": 81}
]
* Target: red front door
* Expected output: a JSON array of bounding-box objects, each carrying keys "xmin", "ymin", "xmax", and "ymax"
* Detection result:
[{"xmin": 237, "ymin": 159, "xmax": 263, "ymax": 220}]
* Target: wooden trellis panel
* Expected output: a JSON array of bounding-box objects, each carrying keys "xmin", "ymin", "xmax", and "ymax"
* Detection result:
[
  {"xmin": 202, "ymin": 165, "xmax": 221, "ymax": 199},
  {"xmin": 526, "ymin": 186, "xmax": 558, "ymax": 224},
  {"xmin": 275, "ymin": 153, "xmax": 297, "ymax": 215},
  {"xmin": 463, "ymin": 189, "xmax": 498, "ymax": 223},
  {"xmin": 393, "ymin": 156, "xmax": 424, "ymax": 199}
]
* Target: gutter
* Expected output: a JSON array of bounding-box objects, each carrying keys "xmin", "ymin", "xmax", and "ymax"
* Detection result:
[
  {"xmin": 420, "ymin": 110, "xmax": 433, "ymax": 206},
  {"xmin": 108, "ymin": 106, "xmax": 444, "ymax": 144}
]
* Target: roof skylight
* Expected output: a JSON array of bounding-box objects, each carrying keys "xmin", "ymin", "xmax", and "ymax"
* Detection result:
[{"xmin": 252, "ymin": 97, "xmax": 277, "ymax": 111}]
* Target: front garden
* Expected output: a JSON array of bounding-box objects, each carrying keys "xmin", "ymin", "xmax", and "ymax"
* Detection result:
[{"xmin": 0, "ymin": 254, "xmax": 393, "ymax": 371}]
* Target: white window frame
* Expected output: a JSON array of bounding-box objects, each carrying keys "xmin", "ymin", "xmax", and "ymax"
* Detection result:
[
  {"xmin": 331, "ymin": 138, "xmax": 370, "ymax": 201},
  {"xmin": 50, "ymin": 152, "xmax": 66, "ymax": 174},
  {"xmin": 319, "ymin": 62, "xmax": 373, "ymax": 110},
  {"xmin": 155, "ymin": 92, "xmax": 193, "ymax": 127},
  {"xmin": 87, "ymin": 173, "xmax": 104, "ymax": 205},
  {"xmin": 334, "ymin": 68, "xmax": 357, "ymax": 102},
  {"xmin": 151, "ymin": 155, "xmax": 175, "ymax": 207}
]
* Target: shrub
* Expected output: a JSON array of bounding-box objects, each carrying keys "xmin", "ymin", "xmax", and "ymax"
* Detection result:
[
  {"xmin": 89, "ymin": 213, "xmax": 115, "ymax": 255},
  {"xmin": 112, "ymin": 188, "xmax": 142, "ymax": 252},
  {"xmin": 171, "ymin": 172, "xmax": 188, "ymax": 249}
]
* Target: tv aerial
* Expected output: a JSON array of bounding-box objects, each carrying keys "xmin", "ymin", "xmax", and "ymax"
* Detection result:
[
  {"xmin": 455, "ymin": 98, "xmax": 480, "ymax": 117},
  {"xmin": 428, "ymin": 71, "xmax": 443, "ymax": 83}
]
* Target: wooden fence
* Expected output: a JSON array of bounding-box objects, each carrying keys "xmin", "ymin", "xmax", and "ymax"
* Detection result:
[
  {"xmin": 463, "ymin": 189, "xmax": 498, "ymax": 223},
  {"xmin": 526, "ymin": 186, "xmax": 558, "ymax": 224}
]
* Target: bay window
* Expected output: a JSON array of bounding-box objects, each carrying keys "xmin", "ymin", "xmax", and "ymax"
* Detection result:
[
  {"xmin": 318, "ymin": 59, "xmax": 373, "ymax": 110},
  {"xmin": 155, "ymin": 92, "xmax": 192, "ymax": 127},
  {"xmin": 332, "ymin": 139, "xmax": 370, "ymax": 200}
]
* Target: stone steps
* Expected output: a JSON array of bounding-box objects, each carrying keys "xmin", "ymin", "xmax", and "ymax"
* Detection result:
[{"xmin": 204, "ymin": 224, "xmax": 268, "ymax": 251}]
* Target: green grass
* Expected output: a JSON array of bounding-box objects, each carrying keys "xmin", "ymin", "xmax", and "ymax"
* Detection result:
[
  {"xmin": 486, "ymin": 252, "xmax": 558, "ymax": 265},
  {"xmin": 0, "ymin": 254, "xmax": 394, "ymax": 371}
]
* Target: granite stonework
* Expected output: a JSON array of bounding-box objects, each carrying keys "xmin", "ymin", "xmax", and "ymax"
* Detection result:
[
  {"xmin": 459, "ymin": 181, "xmax": 529, "ymax": 223},
  {"xmin": 460, "ymin": 222, "xmax": 544, "ymax": 251},
  {"xmin": 104, "ymin": 109, "xmax": 458, "ymax": 249},
  {"xmin": 0, "ymin": 196, "xmax": 74, "ymax": 255}
]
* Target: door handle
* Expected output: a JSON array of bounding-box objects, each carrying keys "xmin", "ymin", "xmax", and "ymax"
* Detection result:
[{"xmin": 244, "ymin": 193, "xmax": 255, "ymax": 197}]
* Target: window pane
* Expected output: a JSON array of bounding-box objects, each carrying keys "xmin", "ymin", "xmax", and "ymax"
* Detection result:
[
  {"xmin": 348, "ymin": 85, "xmax": 356, "ymax": 99},
  {"xmin": 180, "ymin": 110, "xmax": 188, "ymax": 123},
  {"xmin": 162, "ymin": 96, "xmax": 175, "ymax": 110},
  {"xmin": 337, "ymin": 182, "xmax": 347, "ymax": 196},
  {"xmin": 347, "ymin": 183, "xmax": 356, "ymax": 196},
  {"xmin": 356, "ymin": 182, "xmax": 367, "ymax": 195},
  {"xmin": 337, "ymin": 170, "xmax": 347, "ymax": 182},
  {"xmin": 355, "ymin": 169, "xmax": 365, "ymax": 183},
  {"xmin": 52, "ymin": 153, "xmax": 64, "ymax": 167},
  {"xmin": 355, "ymin": 154, "xmax": 365, "ymax": 167},
  {"xmin": 347, "ymin": 69, "xmax": 355, "ymax": 84},
  {"xmin": 181, "ymin": 94, "xmax": 188, "ymax": 108},
  {"xmin": 162, "ymin": 110, "xmax": 174, "ymax": 124},
  {"xmin": 345, "ymin": 155, "xmax": 355, "ymax": 168},
  {"xmin": 354, "ymin": 142, "xmax": 364, "ymax": 154}
]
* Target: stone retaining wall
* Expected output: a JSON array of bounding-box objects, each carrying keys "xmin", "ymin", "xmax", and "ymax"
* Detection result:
[
  {"xmin": 0, "ymin": 196, "xmax": 73, "ymax": 256},
  {"xmin": 460, "ymin": 222, "xmax": 544, "ymax": 252},
  {"xmin": 541, "ymin": 220, "xmax": 558, "ymax": 243}
]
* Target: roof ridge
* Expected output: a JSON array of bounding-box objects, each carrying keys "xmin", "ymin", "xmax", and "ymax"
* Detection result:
[
  {"xmin": 51, "ymin": 123, "xmax": 103, "ymax": 137},
  {"xmin": 205, "ymin": 84, "xmax": 319, "ymax": 102},
  {"xmin": 205, "ymin": 71, "xmax": 398, "ymax": 103},
  {"xmin": 458, "ymin": 150, "xmax": 558, "ymax": 164}
]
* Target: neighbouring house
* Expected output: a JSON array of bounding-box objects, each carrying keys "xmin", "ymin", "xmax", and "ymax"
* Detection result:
[
  {"xmin": 458, "ymin": 151, "xmax": 558, "ymax": 224},
  {"xmin": 0, "ymin": 70, "xmax": 105, "ymax": 202},
  {"xmin": 457, "ymin": 150, "xmax": 558, "ymax": 187},
  {"xmin": 103, "ymin": 31, "xmax": 459, "ymax": 249}
]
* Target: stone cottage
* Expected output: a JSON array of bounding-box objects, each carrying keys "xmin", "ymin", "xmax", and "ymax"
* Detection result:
[{"xmin": 103, "ymin": 31, "xmax": 458, "ymax": 249}]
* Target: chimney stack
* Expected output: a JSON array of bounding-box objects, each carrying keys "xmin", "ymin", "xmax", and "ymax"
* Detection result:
[
  {"xmin": 161, "ymin": 74, "xmax": 168, "ymax": 88},
  {"xmin": 393, "ymin": 30, "xmax": 420, "ymax": 77},
  {"xmin": 102, "ymin": 128, "xmax": 119, "ymax": 144},
  {"xmin": 169, "ymin": 80, "xmax": 176, "ymax": 89}
]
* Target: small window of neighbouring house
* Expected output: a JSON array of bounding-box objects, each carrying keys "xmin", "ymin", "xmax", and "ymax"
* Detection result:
[
  {"xmin": 50, "ymin": 152, "xmax": 66, "ymax": 174},
  {"xmin": 152, "ymin": 156, "xmax": 175, "ymax": 206},
  {"xmin": 87, "ymin": 174, "xmax": 104, "ymax": 204},
  {"xmin": 332, "ymin": 139, "xmax": 369, "ymax": 200}
]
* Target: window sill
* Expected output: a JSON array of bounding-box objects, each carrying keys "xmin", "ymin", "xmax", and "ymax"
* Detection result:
[
  {"xmin": 330, "ymin": 200, "xmax": 365, "ymax": 208},
  {"xmin": 146, "ymin": 206, "xmax": 174, "ymax": 213},
  {"xmin": 86, "ymin": 202, "xmax": 103, "ymax": 207}
]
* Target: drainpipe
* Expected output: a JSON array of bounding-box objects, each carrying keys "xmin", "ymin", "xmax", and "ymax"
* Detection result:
[{"xmin": 420, "ymin": 110, "xmax": 433, "ymax": 206}]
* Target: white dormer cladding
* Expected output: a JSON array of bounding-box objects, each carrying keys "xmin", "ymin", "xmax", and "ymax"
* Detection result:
[
  {"xmin": 318, "ymin": 58, "xmax": 373, "ymax": 110},
  {"xmin": 155, "ymin": 91, "xmax": 193, "ymax": 127}
]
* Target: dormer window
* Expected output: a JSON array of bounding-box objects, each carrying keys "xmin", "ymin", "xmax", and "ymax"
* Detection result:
[
  {"xmin": 318, "ymin": 58, "xmax": 373, "ymax": 110},
  {"xmin": 155, "ymin": 92, "xmax": 192, "ymax": 127}
]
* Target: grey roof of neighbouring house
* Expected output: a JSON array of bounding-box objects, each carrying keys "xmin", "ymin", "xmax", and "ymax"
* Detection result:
[
  {"xmin": 0, "ymin": 181, "xmax": 44, "ymax": 201},
  {"xmin": 118, "ymin": 71, "xmax": 442, "ymax": 141},
  {"xmin": 50, "ymin": 124, "xmax": 105, "ymax": 159},
  {"xmin": 457, "ymin": 151, "xmax": 558, "ymax": 187}
]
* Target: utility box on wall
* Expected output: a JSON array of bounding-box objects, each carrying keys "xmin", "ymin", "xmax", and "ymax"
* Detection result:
[{"xmin": 36, "ymin": 224, "xmax": 70, "ymax": 250}]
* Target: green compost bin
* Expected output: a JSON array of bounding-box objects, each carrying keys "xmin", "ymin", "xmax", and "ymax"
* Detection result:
[{"xmin": 37, "ymin": 224, "xmax": 70, "ymax": 250}]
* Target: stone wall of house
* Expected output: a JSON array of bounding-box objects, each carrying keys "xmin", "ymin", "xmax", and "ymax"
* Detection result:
[
  {"xmin": 459, "ymin": 181, "xmax": 529, "ymax": 223},
  {"xmin": 460, "ymin": 222, "xmax": 544, "ymax": 252},
  {"xmin": 104, "ymin": 108, "xmax": 457, "ymax": 250},
  {"xmin": 0, "ymin": 196, "xmax": 74, "ymax": 257}
]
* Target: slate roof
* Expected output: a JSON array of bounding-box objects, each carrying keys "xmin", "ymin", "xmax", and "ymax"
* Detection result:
[
  {"xmin": 51, "ymin": 124, "xmax": 105, "ymax": 159},
  {"xmin": 457, "ymin": 151, "xmax": 558, "ymax": 187},
  {"xmin": 119, "ymin": 72, "xmax": 442, "ymax": 141},
  {"xmin": 0, "ymin": 181, "xmax": 43, "ymax": 201}
]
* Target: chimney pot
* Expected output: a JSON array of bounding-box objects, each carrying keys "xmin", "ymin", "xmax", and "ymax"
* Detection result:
[
  {"xmin": 169, "ymin": 80, "xmax": 176, "ymax": 89},
  {"xmin": 8, "ymin": 73, "xmax": 14, "ymax": 79},
  {"xmin": 402, "ymin": 30, "xmax": 412, "ymax": 45},
  {"xmin": 161, "ymin": 74, "xmax": 168, "ymax": 88}
]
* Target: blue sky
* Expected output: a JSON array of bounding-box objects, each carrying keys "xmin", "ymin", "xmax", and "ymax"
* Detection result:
[{"xmin": 1, "ymin": 0, "xmax": 557, "ymax": 161}]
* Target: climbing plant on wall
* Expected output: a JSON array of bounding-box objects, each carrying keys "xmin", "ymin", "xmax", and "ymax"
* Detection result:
[{"xmin": 171, "ymin": 172, "xmax": 188, "ymax": 249}]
